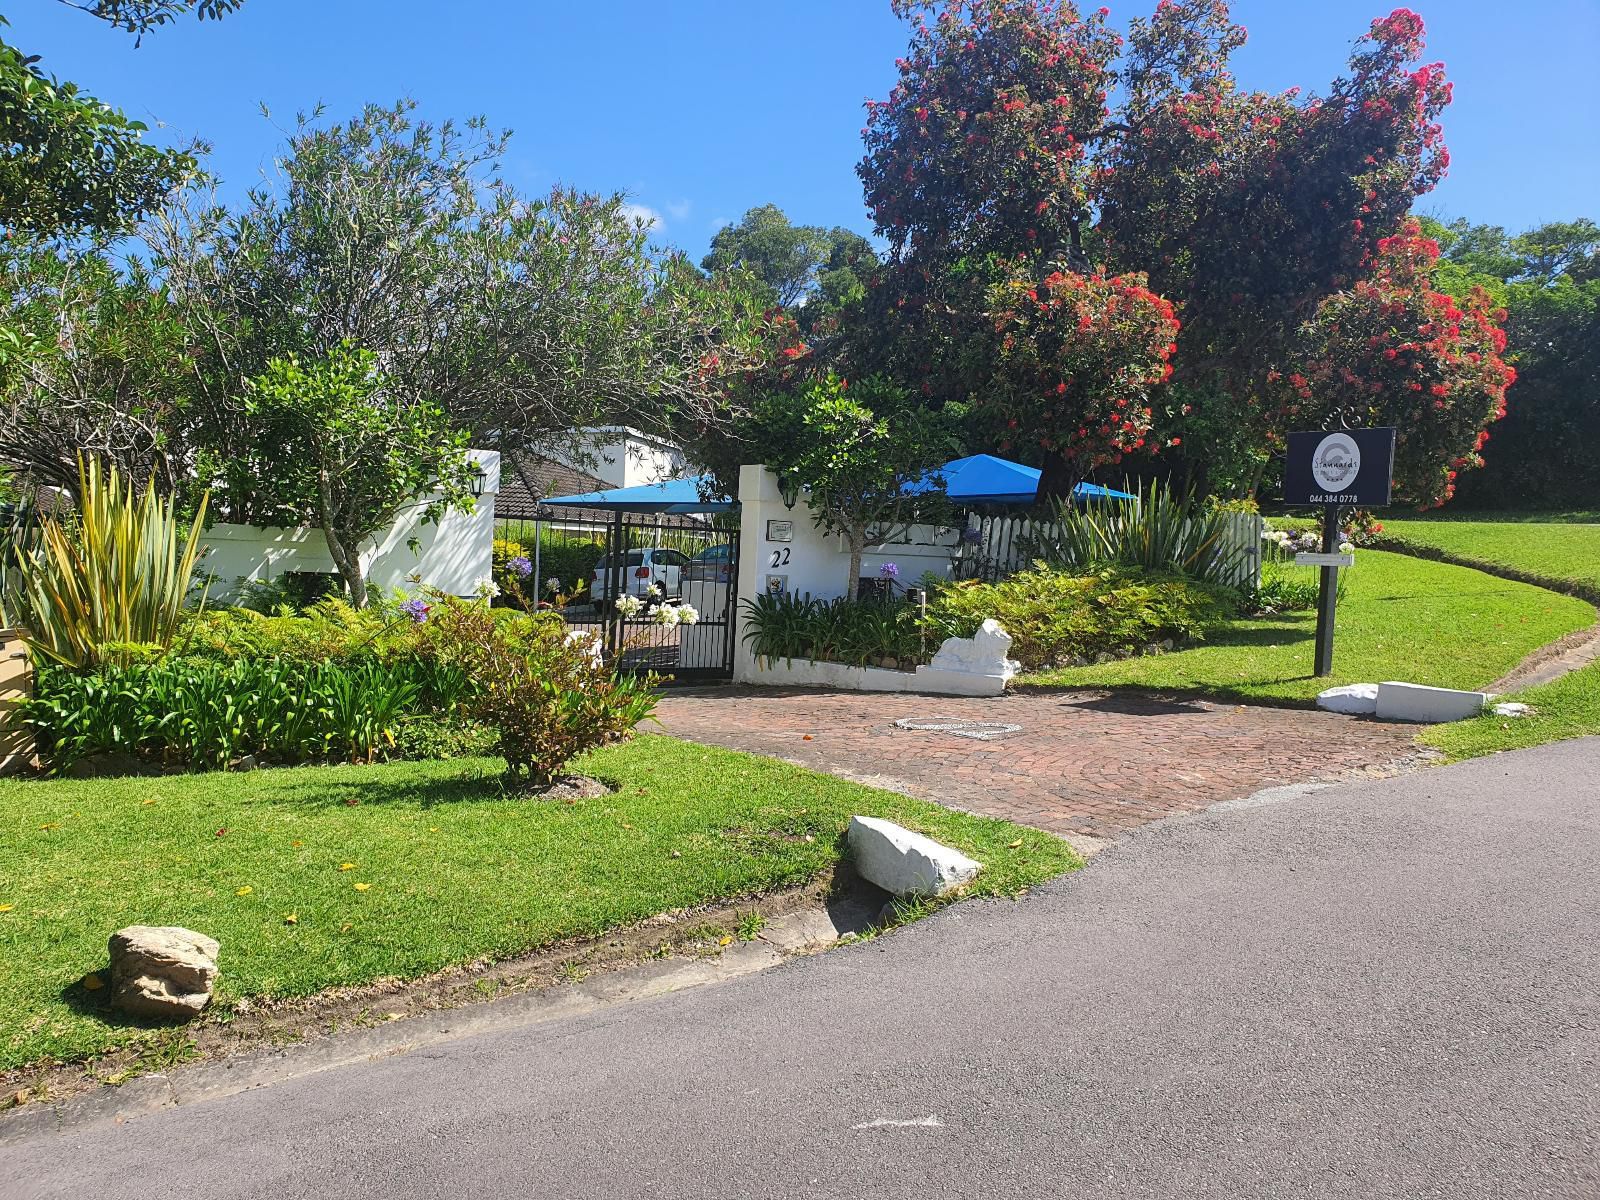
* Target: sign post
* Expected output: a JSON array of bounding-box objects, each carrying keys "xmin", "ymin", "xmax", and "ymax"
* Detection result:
[{"xmin": 1282, "ymin": 427, "xmax": 1397, "ymax": 678}]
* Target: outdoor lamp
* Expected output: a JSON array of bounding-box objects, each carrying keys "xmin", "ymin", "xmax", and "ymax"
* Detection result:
[
  {"xmin": 778, "ymin": 475, "xmax": 801, "ymax": 510},
  {"xmin": 469, "ymin": 462, "xmax": 488, "ymax": 499}
]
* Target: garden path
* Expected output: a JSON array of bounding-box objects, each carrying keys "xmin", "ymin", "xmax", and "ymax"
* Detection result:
[{"xmin": 654, "ymin": 687, "xmax": 1419, "ymax": 843}]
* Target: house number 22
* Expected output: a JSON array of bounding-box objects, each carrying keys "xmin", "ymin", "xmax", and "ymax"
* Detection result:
[{"xmin": 768, "ymin": 547, "xmax": 792, "ymax": 568}]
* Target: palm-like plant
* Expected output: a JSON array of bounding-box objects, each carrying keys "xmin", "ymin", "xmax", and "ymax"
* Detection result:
[{"xmin": 6, "ymin": 458, "xmax": 209, "ymax": 669}]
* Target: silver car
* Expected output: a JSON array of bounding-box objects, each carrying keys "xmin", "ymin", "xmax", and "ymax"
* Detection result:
[{"xmin": 589, "ymin": 548, "xmax": 691, "ymax": 609}]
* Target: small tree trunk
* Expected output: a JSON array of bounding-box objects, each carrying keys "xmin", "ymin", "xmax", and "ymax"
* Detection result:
[
  {"xmin": 323, "ymin": 522, "xmax": 368, "ymax": 609},
  {"xmin": 1037, "ymin": 452, "xmax": 1082, "ymax": 504},
  {"xmin": 846, "ymin": 528, "xmax": 865, "ymax": 600},
  {"xmin": 317, "ymin": 465, "xmax": 367, "ymax": 608}
]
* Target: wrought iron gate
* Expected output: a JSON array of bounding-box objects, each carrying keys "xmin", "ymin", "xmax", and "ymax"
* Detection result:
[{"xmin": 556, "ymin": 510, "xmax": 740, "ymax": 682}]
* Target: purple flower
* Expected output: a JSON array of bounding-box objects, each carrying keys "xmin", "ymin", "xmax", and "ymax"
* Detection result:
[
  {"xmin": 400, "ymin": 598, "xmax": 431, "ymax": 624},
  {"xmin": 960, "ymin": 527, "xmax": 983, "ymax": 545},
  {"xmin": 507, "ymin": 555, "xmax": 533, "ymax": 578},
  {"xmin": 879, "ymin": 562, "xmax": 900, "ymax": 579}
]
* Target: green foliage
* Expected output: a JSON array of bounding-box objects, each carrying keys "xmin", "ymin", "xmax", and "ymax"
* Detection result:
[
  {"xmin": 423, "ymin": 592, "xmax": 660, "ymax": 787},
  {"xmin": 1029, "ymin": 478, "xmax": 1251, "ymax": 589},
  {"xmin": 23, "ymin": 657, "xmax": 422, "ymax": 773},
  {"xmin": 6, "ymin": 458, "xmax": 208, "ymax": 670},
  {"xmin": 492, "ymin": 534, "xmax": 603, "ymax": 605},
  {"xmin": 237, "ymin": 342, "xmax": 475, "ymax": 606},
  {"xmin": 701, "ymin": 204, "xmax": 865, "ymax": 309},
  {"xmin": 752, "ymin": 374, "xmax": 957, "ymax": 598},
  {"xmin": 927, "ymin": 567, "xmax": 1234, "ymax": 671},
  {"xmin": 741, "ymin": 592, "xmax": 926, "ymax": 668}
]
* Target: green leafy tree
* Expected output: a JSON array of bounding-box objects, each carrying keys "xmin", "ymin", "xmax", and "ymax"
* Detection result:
[
  {"xmin": 0, "ymin": 2, "xmax": 239, "ymax": 238},
  {"xmin": 752, "ymin": 374, "xmax": 957, "ymax": 597},
  {"xmin": 152, "ymin": 102, "xmax": 777, "ymax": 511},
  {"xmin": 239, "ymin": 343, "xmax": 476, "ymax": 607},
  {"xmin": 702, "ymin": 204, "xmax": 873, "ymax": 311}
]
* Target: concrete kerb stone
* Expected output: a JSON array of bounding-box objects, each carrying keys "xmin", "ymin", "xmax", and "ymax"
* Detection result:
[
  {"xmin": 848, "ymin": 816, "xmax": 983, "ymax": 897},
  {"xmin": 1375, "ymin": 681, "xmax": 1489, "ymax": 724}
]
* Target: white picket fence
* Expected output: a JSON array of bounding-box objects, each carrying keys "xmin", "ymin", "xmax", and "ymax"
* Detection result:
[{"xmin": 958, "ymin": 510, "xmax": 1263, "ymax": 591}]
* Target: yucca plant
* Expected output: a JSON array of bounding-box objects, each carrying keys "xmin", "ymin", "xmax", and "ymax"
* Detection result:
[
  {"xmin": 1031, "ymin": 479, "xmax": 1249, "ymax": 589},
  {"xmin": 6, "ymin": 458, "xmax": 210, "ymax": 669}
]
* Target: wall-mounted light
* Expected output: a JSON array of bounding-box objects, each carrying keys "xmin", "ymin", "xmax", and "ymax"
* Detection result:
[
  {"xmin": 469, "ymin": 463, "xmax": 488, "ymax": 499},
  {"xmin": 778, "ymin": 475, "xmax": 801, "ymax": 510}
]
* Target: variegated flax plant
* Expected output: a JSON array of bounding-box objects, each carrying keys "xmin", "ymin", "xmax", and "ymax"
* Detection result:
[{"xmin": 6, "ymin": 458, "xmax": 209, "ymax": 669}]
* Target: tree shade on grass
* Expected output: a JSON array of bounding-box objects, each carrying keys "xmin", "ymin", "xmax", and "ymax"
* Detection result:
[
  {"xmin": 1419, "ymin": 661, "xmax": 1600, "ymax": 763},
  {"xmin": 1376, "ymin": 518, "xmax": 1600, "ymax": 603},
  {"xmin": 0, "ymin": 737, "xmax": 1078, "ymax": 1074},
  {"xmin": 1020, "ymin": 551, "xmax": 1595, "ymax": 706}
]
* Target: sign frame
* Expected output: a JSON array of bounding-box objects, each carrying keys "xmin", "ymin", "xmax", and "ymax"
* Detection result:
[{"xmin": 764, "ymin": 519, "xmax": 795, "ymax": 543}]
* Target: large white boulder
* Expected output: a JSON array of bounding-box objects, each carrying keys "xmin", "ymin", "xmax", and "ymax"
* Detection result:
[
  {"xmin": 848, "ymin": 815, "xmax": 982, "ymax": 898},
  {"xmin": 1316, "ymin": 683, "xmax": 1380, "ymax": 715},
  {"xmin": 1375, "ymin": 681, "xmax": 1488, "ymax": 724},
  {"xmin": 109, "ymin": 925, "xmax": 219, "ymax": 1021}
]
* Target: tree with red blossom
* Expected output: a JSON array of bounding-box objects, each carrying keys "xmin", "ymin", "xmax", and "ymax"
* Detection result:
[
  {"xmin": 1273, "ymin": 220, "xmax": 1513, "ymax": 508},
  {"xmin": 855, "ymin": 1, "xmax": 1459, "ymax": 498},
  {"xmin": 983, "ymin": 268, "xmax": 1179, "ymax": 485}
]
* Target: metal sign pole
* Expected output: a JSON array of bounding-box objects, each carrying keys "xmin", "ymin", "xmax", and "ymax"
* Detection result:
[{"xmin": 1313, "ymin": 503, "xmax": 1340, "ymax": 677}]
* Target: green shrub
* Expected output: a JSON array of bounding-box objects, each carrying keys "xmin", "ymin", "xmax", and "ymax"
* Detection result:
[
  {"xmin": 424, "ymin": 592, "xmax": 659, "ymax": 786},
  {"xmin": 926, "ymin": 567, "xmax": 1235, "ymax": 670},
  {"xmin": 741, "ymin": 592, "xmax": 926, "ymax": 668},
  {"xmin": 23, "ymin": 657, "xmax": 425, "ymax": 773},
  {"xmin": 1030, "ymin": 478, "xmax": 1253, "ymax": 588},
  {"xmin": 6, "ymin": 458, "xmax": 209, "ymax": 669},
  {"xmin": 493, "ymin": 534, "xmax": 604, "ymax": 605}
]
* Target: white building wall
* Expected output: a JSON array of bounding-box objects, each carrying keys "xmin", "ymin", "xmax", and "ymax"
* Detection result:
[{"xmin": 198, "ymin": 450, "xmax": 499, "ymax": 601}]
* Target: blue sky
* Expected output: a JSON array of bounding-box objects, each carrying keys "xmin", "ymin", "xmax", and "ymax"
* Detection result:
[{"xmin": 15, "ymin": 0, "xmax": 1599, "ymax": 255}]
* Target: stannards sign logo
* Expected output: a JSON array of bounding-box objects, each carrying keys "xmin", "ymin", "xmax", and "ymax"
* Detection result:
[{"xmin": 1311, "ymin": 433, "xmax": 1361, "ymax": 492}]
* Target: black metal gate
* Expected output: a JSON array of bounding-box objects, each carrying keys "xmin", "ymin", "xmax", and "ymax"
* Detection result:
[{"xmin": 556, "ymin": 509, "xmax": 740, "ymax": 682}]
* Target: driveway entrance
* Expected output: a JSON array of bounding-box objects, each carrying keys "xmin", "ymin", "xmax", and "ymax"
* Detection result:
[{"xmin": 654, "ymin": 687, "xmax": 1420, "ymax": 841}]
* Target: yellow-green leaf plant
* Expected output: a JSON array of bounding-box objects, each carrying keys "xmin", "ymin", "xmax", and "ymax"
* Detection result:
[{"xmin": 7, "ymin": 457, "xmax": 209, "ymax": 669}]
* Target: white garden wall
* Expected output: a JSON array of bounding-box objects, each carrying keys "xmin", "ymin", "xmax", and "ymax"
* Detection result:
[{"xmin": 199, "ymin": 450, "xmax": 499, "ymax": 601}]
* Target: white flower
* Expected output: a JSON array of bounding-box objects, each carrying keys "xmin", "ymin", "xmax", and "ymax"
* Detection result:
[
  {"xmin": 475, "ymin": 577, "xmax": 501, "ymax": 599},
  {"xmin": 615, "ymin": 593, "xmax": 644, "ymax": 617},
  {"xmin": 676, "ymin": 604, "xmax": 700, "ymax": 626},
  {"xmin": 653, "ymin": 604, "xmax": 682, "ymax": 627},
  {"xmin": 1339, "ymin": 541, "xmax": 1356, "ymax": 555},
  {"xmin": 545, "ymin": 576, "xmax": 561, "ymax": 593}
]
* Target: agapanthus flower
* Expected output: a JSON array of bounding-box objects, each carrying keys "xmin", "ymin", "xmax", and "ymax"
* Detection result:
[
  {"xmin": 400, "ymin": 598, "xmax": 430, "ymax": 624},
  {"xmin": 507, "ymin": 555, "xmax": 533, "ymax": 578},
  {"xmin": 879, "ymin": 562, "xmax": 900, "ymax": 579}
]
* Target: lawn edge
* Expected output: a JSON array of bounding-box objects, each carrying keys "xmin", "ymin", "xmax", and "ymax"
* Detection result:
[{"xmin": 1370, "ymin": 533, "xmax": 1600, "ymax": 607}]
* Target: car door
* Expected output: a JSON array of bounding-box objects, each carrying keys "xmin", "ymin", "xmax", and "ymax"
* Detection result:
[{"xmin": 656, "ymin": 550, "xmax": 690, "ymax": 596}]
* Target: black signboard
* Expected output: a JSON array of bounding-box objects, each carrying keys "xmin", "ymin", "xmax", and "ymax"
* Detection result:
[{"xmin": 1283, "ymin": 427, "xmax": 1397, "ymax": 508}]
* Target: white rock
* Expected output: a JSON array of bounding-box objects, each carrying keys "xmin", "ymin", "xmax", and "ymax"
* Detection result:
[
  {"xmin": 848, "ymin": 815, "xmax": 982, "ymax": 898},
  {"xmin": 1316, "ymin": 683, "xmax": 1380, "ymax": 715},
  {"xmin": 109, "ymin": 925, "xmax": 219, "ymax": 1021},
  {"xmin": 1492, "ymin": 702, "xmax": 1534, "ymax": 718},
  {"xmin": 1375, "ymin": 681, "xmax": 1488, "ymax": 724}
]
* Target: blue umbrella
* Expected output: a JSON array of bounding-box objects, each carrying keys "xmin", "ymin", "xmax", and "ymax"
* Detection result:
[
  {"xmin": 908, "ymin": 454, "xmax": 1135, "ymax": 505},
  {"xmin": 539, "ymin": 475, "xmax": 734, "ymax": 514}
]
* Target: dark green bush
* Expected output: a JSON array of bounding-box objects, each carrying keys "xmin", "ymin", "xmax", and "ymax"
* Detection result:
[
  {"xmin": 24, "ymin": 657, "xmax": 427, "ymax": 773},
  {"xmin": 926, "ymin": 567, "xmax": 1236, "ymax": 670},
  {"xmin": 741, "ymin": 592, "xmax": 926, "ymax": 668}
]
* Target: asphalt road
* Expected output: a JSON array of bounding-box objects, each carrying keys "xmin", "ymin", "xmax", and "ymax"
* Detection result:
[{"xmin": 5, "ymin": 739, "xmax": 1599, "ymax": 1199}]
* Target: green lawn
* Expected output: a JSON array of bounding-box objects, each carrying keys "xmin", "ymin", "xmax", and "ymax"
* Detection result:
[
  {"xmin": 1419, "ymin": 659, "xmax": 1600, "ymax": 762},
  {"xmin": 1020, "ymin": 550, "xmax": 1595, "ymax": 705},
  {"xmin": 1377, "ymin": 516, "xmax": 1600, "ymax": 602},
  {"xmin": 0, "ymin": 736, "xmax": 1078, "ymax": 1073}
]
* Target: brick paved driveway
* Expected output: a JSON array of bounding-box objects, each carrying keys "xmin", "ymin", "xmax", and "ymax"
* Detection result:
[{"xmin": 655, "ymin": 687, "xmax": 1419, "ymax": 842}]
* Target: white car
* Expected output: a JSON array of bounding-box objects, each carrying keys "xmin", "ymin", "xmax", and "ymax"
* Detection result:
[{"xmin": 589, "ymin": 548, "xmax": 691, "ymax": 609}]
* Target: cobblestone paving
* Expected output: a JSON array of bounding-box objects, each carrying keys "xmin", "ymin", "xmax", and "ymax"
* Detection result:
[{"xmin": 655, "ymin": 687, "xmax": 1421, "ymax": 841}]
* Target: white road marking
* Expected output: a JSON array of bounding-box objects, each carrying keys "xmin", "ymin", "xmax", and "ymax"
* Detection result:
[{"xmin": 851, "ymin": 1116, "xmax": 945, "ymax": 1129}]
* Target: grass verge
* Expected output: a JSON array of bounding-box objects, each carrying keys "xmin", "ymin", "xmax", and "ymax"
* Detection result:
[
  {"xmin": 1419, "ymin": 659, "xmax": 1600, "ymax": 762},
  {"xmin": 0, "ymin": 735, "xmax": 1078, "ymax": 1074},
  {"xmin": 1373, "ymin": 516, "xmax": 1600, "ymax": 604},
  {"xmin": 1019, "ymin": 550, "xmax": 1594, "ymax": 706}
]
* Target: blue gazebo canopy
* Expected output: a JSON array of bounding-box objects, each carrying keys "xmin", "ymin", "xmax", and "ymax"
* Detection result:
[
  {"xmin": 539, "ymin": 475, "xmax": 734, "ymax": 514},
  {"xmin": 912, "ymin": 453, "xmax": 1135, "ymax": 506}
]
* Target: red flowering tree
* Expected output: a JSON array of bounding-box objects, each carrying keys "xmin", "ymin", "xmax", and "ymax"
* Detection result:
[
  {"xmin": 984, "ymin": 268, "xmax": 1180, "ymax": 487},
  {"xmin": 854, "ymin": 1, "xmax": 1459, "ymax": 497},
  {"xmin": 1274, "ymin": 221, "xmax": 1514, "ymax": 508}
]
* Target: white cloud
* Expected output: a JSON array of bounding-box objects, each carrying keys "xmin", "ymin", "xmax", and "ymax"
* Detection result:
[
  {"xmin": 710, "ymin": 216, "xmax": 731, "ymax": 232},
  {"xmin": 665, "ymin": 199, "xmax": 692, "ymax": 222},
  {"xmin": 619, "ymin": 202, "xmax": 663, "ymax": 232}
]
